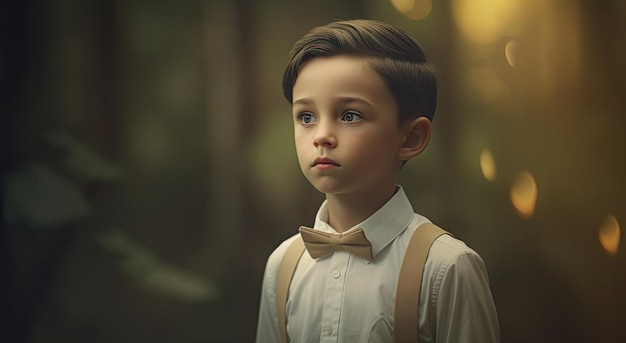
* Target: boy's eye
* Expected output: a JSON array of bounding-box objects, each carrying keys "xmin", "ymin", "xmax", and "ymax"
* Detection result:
[
  {"xmin": 299, "ymin": 113, "xmax": 317, "ymax": 124},
  {"xmin": 341, "ymin": 111, "xmax": 363, "ymax": 123}
]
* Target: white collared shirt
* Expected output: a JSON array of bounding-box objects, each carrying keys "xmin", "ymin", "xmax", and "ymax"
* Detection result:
[{"xmin": 256, "ymin": 187, "xmax": 500, "ymax": 342}]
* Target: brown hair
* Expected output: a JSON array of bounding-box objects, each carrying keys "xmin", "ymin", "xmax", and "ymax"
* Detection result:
[{"xmin": 282, "ymin": 19, "xmax": 438, "ymax": 123}]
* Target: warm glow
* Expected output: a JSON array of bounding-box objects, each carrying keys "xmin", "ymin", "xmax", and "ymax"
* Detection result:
[
  {"xmin": 480, "ymin": 149, "xmax": 497, "ymax": 181},
  {"xmin": 505, "ymin": 40, "xmax": 518, "ymax": 67},
  {"xmin": 510, "ymin": 171, "xmax": 537, "ymax": 219},
  {"xmin": 465, "ymin": 67, "xmax": 504, "ymax": 104},
  {"xmin": 599, "ymin": 215, "xmax": 621, "ymax": 256},
  {"xmin": 391, "ymin": 0, "xmax": 414, "ymax": 13},
  {"xmin": 391, "ymin": 0, "xmax": 432, "ymax": 20},
  {"xmin": 452, "ymin": 0, "xmax": 523, "ymax": 44}
]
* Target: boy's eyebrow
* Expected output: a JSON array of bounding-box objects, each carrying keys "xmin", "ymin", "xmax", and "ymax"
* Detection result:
[
  {"xmin": 293, "ymin": 98, "xmax": 312, "ymax": 106},
  {"xmin": 293, "ymin": 96, "xmax": 374, "ymax": 107}
]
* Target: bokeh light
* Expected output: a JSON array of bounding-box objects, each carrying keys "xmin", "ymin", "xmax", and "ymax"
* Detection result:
[
  {"xmin": 480, "ymin": 149, "xmax": 497, "ymax": 181},
  {"xmin": 505, "ymin": 40, "xmax": 518, "ymax": 68},
  {"xmin": 390, "ymin": 0, "xmax": 414, "ymax": 13},
  {"xmin": 510, "ymin": 170, "xmax": 538, "ymax": 219},
  {"xmin": 452, "ymin": 0, "xmax": 523, "ymax": 44},
  {"xmin": 599, "ymin": 215, "xmax": 621, "ymax": 256},
  {"xmin": 390, "ymin": 0, "xmax": 432, "ymax": 20}
]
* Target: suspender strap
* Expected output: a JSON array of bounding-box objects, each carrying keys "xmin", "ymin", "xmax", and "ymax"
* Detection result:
[
  {"xmin": 395, "ymin": 222, "xmax": 449, "ymax": 343},
  {"xmin": 276, "ymin": 237, "xmax": 305, "ymax": 343}
]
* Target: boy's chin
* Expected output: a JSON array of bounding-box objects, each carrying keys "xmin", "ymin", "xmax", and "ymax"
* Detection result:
[{"xmin": 309, "ymin": 182, "xmax": 347, "ymax": 196}]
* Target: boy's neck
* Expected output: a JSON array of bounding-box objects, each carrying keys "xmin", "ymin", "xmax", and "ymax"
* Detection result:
[{"xmin": 325, "ymin": 183, "xmax": 397, "ymax": 233}]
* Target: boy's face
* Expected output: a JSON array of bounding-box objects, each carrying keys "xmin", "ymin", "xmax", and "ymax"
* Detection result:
[{"xmin": 292, "ymin": 55, "xmax": 407, "ymax": 197}]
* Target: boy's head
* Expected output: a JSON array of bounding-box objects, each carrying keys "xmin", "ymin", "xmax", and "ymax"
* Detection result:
[
  {"xmin": 283, "ymin": 19, "xmax": 437, "ymax": 124},
  {"xmin": 287, "ymin": 20, "xmax": 437, "ymax": 197}
]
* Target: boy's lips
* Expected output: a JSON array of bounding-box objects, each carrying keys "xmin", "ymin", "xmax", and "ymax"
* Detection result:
[{"xmin": 312, "ymin": 157, "xmax": 340, "ymax": 168}]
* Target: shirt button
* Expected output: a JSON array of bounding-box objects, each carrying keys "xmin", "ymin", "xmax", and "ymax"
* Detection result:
[
  {"xmin": 331, "ymin": 270, "xmax": 341, "ymax": 279},
  {"xmin": 322, "ymin": 325, "xmax": 333, "ymax": 335}
]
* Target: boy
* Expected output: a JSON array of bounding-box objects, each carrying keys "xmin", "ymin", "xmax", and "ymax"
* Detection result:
[{"xmin": 256, "ymin": 19, "xmax": 499, "ymax": 342}]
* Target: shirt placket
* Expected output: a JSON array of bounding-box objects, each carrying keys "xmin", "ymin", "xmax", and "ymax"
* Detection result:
[{"xmin": 319, "ymin": 251, "xmax": 350, "ymax": 342}]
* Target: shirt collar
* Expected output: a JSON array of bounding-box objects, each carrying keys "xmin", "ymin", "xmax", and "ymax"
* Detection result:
[{"xmin": 312, "ymin": 186, "xmax": 414, "ymax": 259}]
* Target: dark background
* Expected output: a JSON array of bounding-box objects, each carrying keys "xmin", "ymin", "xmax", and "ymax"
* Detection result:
[{"xmin": 2, "ymin": 0, "xmax": 625, "ymax": 342}]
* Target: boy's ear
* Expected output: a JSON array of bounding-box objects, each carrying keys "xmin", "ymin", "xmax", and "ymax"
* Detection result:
[{"xmin": 397, "ymin": 116, "xmax": 431, "ymax": 161}]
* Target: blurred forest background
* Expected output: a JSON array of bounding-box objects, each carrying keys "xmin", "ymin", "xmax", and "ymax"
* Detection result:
[{"xmin": 2, "ymin": 0, "xmax": 625, "ymax": 342}]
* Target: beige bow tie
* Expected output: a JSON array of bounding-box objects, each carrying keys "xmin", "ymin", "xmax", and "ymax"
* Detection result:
[{"xmin": 299, "ymin": 226, "xmax": 374, "ymax": 260}]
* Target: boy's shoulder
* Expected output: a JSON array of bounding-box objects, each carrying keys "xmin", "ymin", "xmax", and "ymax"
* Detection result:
[
  {"xmin": 408, "ymin": 220, "xmax": 481, "ymax": 261},
  {"xmin": 263, "ymin": 233, "xmax": 301, "ymax": 280},
  {"xmin": 420, "ymin": 227, "xmax": 489, "ymax": 286},
  {"xmin": 404, "ymin": 215, "xmax": 481, "ymax": 257},
  {"xmin": 429, "ymin": 232, "xmax": 480, "ymax": 260}
]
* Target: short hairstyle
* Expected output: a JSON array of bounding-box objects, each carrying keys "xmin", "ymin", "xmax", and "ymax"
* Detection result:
[{"xmin": 282, "ymin": 19, "xmax": 438, "ymax": 123}]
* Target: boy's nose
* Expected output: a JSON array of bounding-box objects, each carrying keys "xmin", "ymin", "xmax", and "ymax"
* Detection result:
[{"xmin": 313, "ymin": 121, "xmax": 337, "ymax": 148}]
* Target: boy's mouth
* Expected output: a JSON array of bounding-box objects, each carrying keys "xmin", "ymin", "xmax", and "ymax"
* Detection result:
[{"xmin": 312, "ymin": 157, "xmax": 340, "ymax": 168}]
